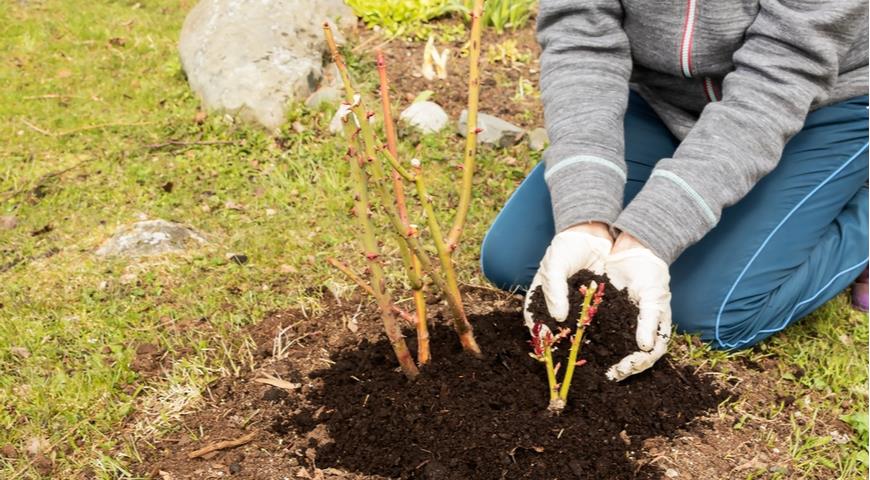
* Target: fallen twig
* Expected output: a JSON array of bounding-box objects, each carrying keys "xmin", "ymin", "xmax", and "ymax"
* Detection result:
[
  {"xmin": 187, "ymin": 431, "xmax": 258, "ymax": 459},
  {"xmin": 21, "ymin": 119, "xmax": 53, "ymax": 136},
  {"xmin": 22, "ymin": 118, "xmax": 156, "ymax": 137},
  {"xmin": 22, "ymin": 94, "xmax": 81, "ymax": 100},
  {"xmin": 144, "ymin": 140, "xmax": 236, "ymax": 150},
  {"xmin": 0, "ymin": 159, "xmax": 92, "ymax": 203}
]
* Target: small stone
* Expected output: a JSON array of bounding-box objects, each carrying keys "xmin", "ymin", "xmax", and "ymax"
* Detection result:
[
  {"xmin": 305, "ymin": 86, "xmax": 341, "ymax": 109},
  {"xmin": 224, "ymin": 200, "xmax": 245, "ymax": 210},
  {"xmin": 95, "ymin": 219, "xmax": 208, "ymax": 258},
  {"xmin": 25, "ymin": 437, "xmax": 50, "ymax": 457},
  {"xmin": 33, "ymin": 453, "xmax": 53, "ymax": 476},
  {"xmin": 0, "ymin": 445, "xmax": 17, "ymax": 459},
  {"xmin": 458, "ymin": 110, "xmax": 525, "ymax": 147},
  {"xmin": 528, "ymin": 127, "xmax": 549, "ymax": 151},
  {"xmin": 0, "ymin": 215, "xmax": 17, "ymax": 230},
  {"xmin": 10, "ymin": 347, "xmax": 30, "ymax": 359},
  {"xmin": 618, "ymin": 430, "xmax": 631, "ymax": 446},
  {"xmin": 229, "ymin": 462, "xmax": 242, "ymax": 474},
  {"xmin": 291, "ymin": 121, "xmax": 306, "ymax": 133},
  {"xmin": 265, "ymin": 208, "xmax": 277, "ymax": 216},
  {"xmin": 664, "ymin": 468, "xmax": 679, "ymax": 478},
  {"xmin": 399, "ymin": 101, "xmax": 449, "ymax": 134},
  {"xmin": 831, "ymin": 430, "xmax": 850, "ymax": 445},
  {"xmin": 328, "ymin": 110, "xmax": 345, "ymax": 134},
  {"xmin": 226, "ymin": 253, "xmax": 248, "ymax": 265}
]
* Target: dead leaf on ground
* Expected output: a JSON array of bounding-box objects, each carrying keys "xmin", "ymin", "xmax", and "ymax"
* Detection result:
[{"xmin": 253, "ymin": 375, "xmax": 300, "ymax": 392}]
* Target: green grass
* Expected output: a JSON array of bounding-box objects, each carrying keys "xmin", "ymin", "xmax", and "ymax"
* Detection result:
[{"xmin": 0, "ymin": 1, "xmax": 867, "ymax": 479}]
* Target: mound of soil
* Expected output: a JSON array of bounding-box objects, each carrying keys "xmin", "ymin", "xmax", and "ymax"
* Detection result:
[{"xmin": 288, "ymin": 271, "xmax": 728, "ymax": 479}]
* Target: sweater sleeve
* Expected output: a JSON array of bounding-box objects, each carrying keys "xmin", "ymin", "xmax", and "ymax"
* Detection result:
[
  {"xmin": 614, "ymin": 0, "xmax": 867, "ymax": 264},
  {"xmin": 537, "ymin": 0, "xmax": 632, "ymax": 232}
]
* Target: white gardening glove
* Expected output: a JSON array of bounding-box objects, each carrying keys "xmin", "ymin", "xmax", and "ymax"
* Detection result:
[
  {"xmin": 604, "ymin": 246, "xmax": 672, "ymax": 381},
  {"xmin": 523, "ymin": 229, "xmax": 612, "ymax": 330}
]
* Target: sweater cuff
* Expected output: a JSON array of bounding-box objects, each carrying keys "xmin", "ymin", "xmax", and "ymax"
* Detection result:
[
  {"xmin": 613, "ymin": 171, "xmax": 718, "ymax": 264},
  {"xmin": 544, "ymin": 153, "xmax": 626, "ymax": 233}
]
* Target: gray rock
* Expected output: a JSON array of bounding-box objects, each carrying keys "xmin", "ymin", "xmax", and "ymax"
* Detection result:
[
  {"xmin": 399, "ymin": 101, "xmax": 449, "ymax": 134},
  {"xmin": 458, "ymin": 110, "xmax": 525, "ymax": 147},
  {"xmin": 528, "ymin": 127, "xmax": 549, "ymax": 151},
  {"xmin": 96, "ymin": 220, "xmax": 208, "ymax": 257},
  {"xmin": 305, "ymin": 86, "xmax": 341, "ymax": 109},
  {"xmin": 179, "ymin": 0, "xmax": 356, "ymax": 131}
]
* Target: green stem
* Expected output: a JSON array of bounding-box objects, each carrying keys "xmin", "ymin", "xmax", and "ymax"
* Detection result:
[
  {"xmin": 341, "ymin": 116, "xmax": 418, "ymax": 380},
  {"xmin": 325, "ymin": 23, "xmax": 480, "ymax": 357},
  {"xmin": 544, "ymin": 346, "xmax": 558, "ymax": 402},
  {"xmin": 445, "ymin": 0, "xmax": 485, "ymax": 251},
  {"xmin": 558, "ymin": 284, "xmax": 597, "ymax": 402}
]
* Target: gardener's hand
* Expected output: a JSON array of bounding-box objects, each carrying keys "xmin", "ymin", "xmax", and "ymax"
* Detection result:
[
  {"xmin": 523, "ymin": 223, "xmax": 613, "ymax": 330},
  {"xmin": 604, "ymin": 233, "xmax": 672, "ymax": 381}
]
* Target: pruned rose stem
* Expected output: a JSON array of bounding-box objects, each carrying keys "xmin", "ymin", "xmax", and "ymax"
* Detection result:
[
  {"xmin": 325, "ymin": 257, "xmax": 417, "ymax": 327},
  {"xmin": 376, "ymin": 48, "xmax": 430, "ymax": 365},
  {"xmin": 340, "ymin": 115, "xmax": 419, "ymax": 380},
  {"xmin": 543, "ymin": 346, "xmax": 558, "ymax": 404},
  {"xmin": 383, "ymin": 149, "xmax": 481, "ymax": 356},
  {"xmin": 445, "ymin": 0, "xmax": 485, "ymax": 251},
  {"xmin": 325, "ymin": 23, "xmax": 482, "ymax": 358},
  {"xmin": 553, "ymin": 281, "xmax": 606, "ymax": 411}
]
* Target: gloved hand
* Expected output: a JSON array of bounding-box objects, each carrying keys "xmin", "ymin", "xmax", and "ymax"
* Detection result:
[
  {"xmin": 604, "ymin": 240, "xmax": 672, "ymax": 381},
  {"xmin": 523, "ymin": 226, "xmax": 613, "ymax": 330}
]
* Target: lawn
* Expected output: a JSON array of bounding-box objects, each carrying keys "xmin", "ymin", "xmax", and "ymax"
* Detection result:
[{"xmin": 0, "ymin": 1, "xmax": 867, "ymax": 479}]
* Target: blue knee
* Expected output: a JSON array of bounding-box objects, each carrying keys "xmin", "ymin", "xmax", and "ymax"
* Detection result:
[{"xmin": 480, "ymin": 229, "xmax": 532, "ymax": 292}]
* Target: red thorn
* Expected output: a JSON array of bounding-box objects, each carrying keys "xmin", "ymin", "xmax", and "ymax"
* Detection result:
[
  {"xmin": 365, "ymin": 252, "xmax": 380, "ymax": 260},
  {"xmin": 575, "ymin": 359, "xmax": 587, "ymax": 367},
  {"xmin": 473, "ymin": 127, "xmax": 483, "ymax": 134}
]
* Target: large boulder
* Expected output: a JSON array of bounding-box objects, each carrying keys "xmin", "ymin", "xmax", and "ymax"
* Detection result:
[{"xmin": 179, "ymin": 0, "xmax": 355, "ymax": 131}]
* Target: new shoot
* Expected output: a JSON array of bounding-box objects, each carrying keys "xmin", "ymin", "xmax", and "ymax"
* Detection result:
[{"xmin": 530, "ymin": 281, "xmax": 606, "ymax": 413}]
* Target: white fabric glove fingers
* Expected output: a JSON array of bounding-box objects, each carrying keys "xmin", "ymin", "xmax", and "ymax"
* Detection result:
[
  {"xmin": 539, "ymin": 256, "xmax": 570, "ymax": 322},
  {"xmin": 523, "ymin": 272, "xmax": 543, "ymax": 331},
  {"xmin": 635, "ymin": 299, "xmax": 660, "ymax": 351},
  {"xmin": 606, "ymin": 351, "xmax": 652, "ymax": 382},
  {"xmin": 541, "ymin": 232, "xmax": 611, "ymax": 321},
  {"xmin": 607, "ymin": 305, "xmax": 672, "ymax": 381}
]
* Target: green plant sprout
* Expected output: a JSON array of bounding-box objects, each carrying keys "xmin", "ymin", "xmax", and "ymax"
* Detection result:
[
  {"xmin": 322, "ymin": 0, "xmax": 486, "ymax": 379},
  {"xmin": 530, "ymin": 281, "xmax": 606, "ymax": 413}
]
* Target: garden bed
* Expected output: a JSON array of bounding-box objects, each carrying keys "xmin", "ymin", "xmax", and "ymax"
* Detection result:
[{"xmin": 135, "ymin": 284, "xmax": 740, "ymax": 479}]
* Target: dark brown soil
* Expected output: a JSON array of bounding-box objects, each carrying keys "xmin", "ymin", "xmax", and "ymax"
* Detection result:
[
  {"xmin": 526, "ymin": 270, "xmax": 641, "ymax": 369},
  {"xmin": 288, "ymin": 271, "xmax": 728, "ymax": 479}
]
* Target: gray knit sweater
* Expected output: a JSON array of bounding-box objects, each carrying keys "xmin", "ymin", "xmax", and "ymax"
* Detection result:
[{"xmin": 538, "ymin": 0, "xmax": 869, "ymax": 264}]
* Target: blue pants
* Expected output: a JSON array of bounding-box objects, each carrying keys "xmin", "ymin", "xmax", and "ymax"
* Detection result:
[{"xmin": 481, "ymin": 92, "xmax": 869, "ymax": 349}]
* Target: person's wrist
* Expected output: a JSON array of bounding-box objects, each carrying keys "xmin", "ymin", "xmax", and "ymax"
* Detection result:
[
  {"xmin": 611, "ymin": 231, "xmax": 646, "ymax": 254},
  {"xmin": 564, "ymin": 221, "xmax": 613, "ymax": 243}
]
